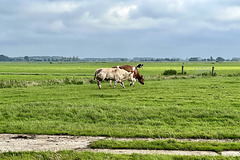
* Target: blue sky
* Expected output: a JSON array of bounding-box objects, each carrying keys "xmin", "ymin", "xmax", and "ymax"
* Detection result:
[{"xmin": 1, "ymin": 0, "xmax": 240, "ymax": 59}]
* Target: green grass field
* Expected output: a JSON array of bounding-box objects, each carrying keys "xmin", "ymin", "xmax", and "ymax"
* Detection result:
[
  {"xmin": 0, "ymin": 62, "xmax": 240, "ymax": 158},
  {"xmin": 91, "ymin": 139, "xmax": 240, "ymax": 153},
  {"xmin": 2, "ymin": 150, "xmax": 240, "ymax": 160},
  {"xmin": 1, "ymin": 150, "xmax": 239, "ymax": 160}
]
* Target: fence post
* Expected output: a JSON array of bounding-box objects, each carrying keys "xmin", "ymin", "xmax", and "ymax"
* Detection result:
[
  {"xmin": 182, "ymin": 66, "xmax": 184, "ymax": 75},
  {"xmin": 212, "ymin": 67, "xmax": 215, "ymax": 76}
]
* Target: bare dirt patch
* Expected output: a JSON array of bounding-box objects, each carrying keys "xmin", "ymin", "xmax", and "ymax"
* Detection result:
[
  {"xmin": 1, "ymin": 134, "xmax": 240, "ymax": 157},
  {"xmin": 0, "ymin": 134, "xmax": 105, "ymax": 152}
]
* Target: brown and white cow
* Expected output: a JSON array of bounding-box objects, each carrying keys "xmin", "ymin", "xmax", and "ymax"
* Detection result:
[
  {"xmin": 110, "ymin": 65, "xmax": 144, "ymax": 86},
  {"xmin": 94, "ymin": 68, "xmax": 134, "ymax": 89}
]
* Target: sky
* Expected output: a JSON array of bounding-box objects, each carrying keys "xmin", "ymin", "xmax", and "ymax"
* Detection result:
[{"xmin": 1, "ymin": 0, "xmax": 240, "ymax": 59}]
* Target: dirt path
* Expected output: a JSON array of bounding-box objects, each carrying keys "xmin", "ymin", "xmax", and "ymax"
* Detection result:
[{"xmin": 0, "ymin": 134, "xmax": 240, "ymax": 157}]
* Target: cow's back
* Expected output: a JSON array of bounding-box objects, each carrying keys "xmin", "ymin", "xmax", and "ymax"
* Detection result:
[
  {"xmin": 113, "ymin": 65, "xmax": 133, "ymax": 72},
  {"xmin": 106, "ymin": 68, "xmax": 119, "ymax": 80},
  {"xmin": 95, "ymin": 68, "xmax": 121, "ymax": 81},
  {"xmin": 113, "ymin": 65, "xmax": 137, "ymax": 78}
]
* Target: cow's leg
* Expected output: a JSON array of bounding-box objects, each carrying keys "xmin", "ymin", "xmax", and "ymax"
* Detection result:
[
  {"xmin": 130, "ymin": 78, "xmax": 136, "ymax": 86},
  {"xmin": 120, "ymin": 82, "xmax": 125, "ymax": 88},
  {"xmin": 97, "ymin": 80, "xmax": 101, "ymax": 89},
  {"xmin": 109, "ymin": 80, "xmax": 112, "ymax": 87},
  {"xmin": 113, "ymin": 81, "xmax": 117, "ymax": 88}
]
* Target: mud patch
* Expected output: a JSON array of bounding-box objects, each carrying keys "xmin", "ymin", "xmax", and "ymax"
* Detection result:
[{"xmin": 11, "ymin": 135, "xmax": 36, "ymax": 139}]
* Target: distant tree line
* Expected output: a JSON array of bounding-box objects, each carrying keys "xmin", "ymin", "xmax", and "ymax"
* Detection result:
[
  {"xmin": 188, "ymin": 56, "xmax": 239, "ymax": 62},
  {"xmin": 0, "ymin": 55, "xmax": 12, "ymax": 61},
  {"xmin": 0, "ymin": 54, "xmax": 240, "ymax": 62}
]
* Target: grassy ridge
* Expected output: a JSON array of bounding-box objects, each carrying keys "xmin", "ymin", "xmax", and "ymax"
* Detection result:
[
  {"xmin": 1, "ymin": 151, "xmax": 240, "ymax": 160},
  {"xmin": 90, "ymin": 139, "xmax": 240, "ymax": 153}
]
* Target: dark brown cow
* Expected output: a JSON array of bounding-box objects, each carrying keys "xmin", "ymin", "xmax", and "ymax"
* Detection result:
[{"xmin": 110, "ymin": 65, "xmax": 144, "ymax": 86}]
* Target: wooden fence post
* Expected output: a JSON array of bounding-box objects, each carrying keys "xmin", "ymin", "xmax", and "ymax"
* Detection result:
[{"xmin": 212, "ymin": 67, "xmax": 215, "ymax": 76}]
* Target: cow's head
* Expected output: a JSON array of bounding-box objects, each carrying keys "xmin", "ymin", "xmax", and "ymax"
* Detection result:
[{"xmin": 138, "ymin": 75, "xmax": 144, "ymax": 85}]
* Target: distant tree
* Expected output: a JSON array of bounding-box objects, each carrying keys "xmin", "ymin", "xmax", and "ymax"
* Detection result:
[
  {"xmin": 207, "ymin": 56, "xmax": 214, "ymax": 61},
  {"xmin": 216, "ymin": 57, "xmax": 225, "ymax": 62},
  {"xmin": 189, "ymin": 57, "xmax": 200, "ymax": 61},
  {"xmin": 210, "ymin": 56, "xmax": 213, "ymax": 61},
  {"xmin": 165, "ymin": 58, "xmax": 170, "ymax": 61},
  {"xmin": 24, "ymin": 56, "xmax": 29, "ymax": 61},
  {"xmin": 231, "ymin": 58, "xmax": 239, "ymax": 61},
  {"xmin": 0, "ymin": 55, "xmax": 10, "ymax": 61}
]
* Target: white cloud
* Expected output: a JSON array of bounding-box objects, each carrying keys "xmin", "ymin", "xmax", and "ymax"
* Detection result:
[
  {"xmin": 49, "ymin": 20, "xmax": 66, "ymax": 32},
  {"xmin": 168, "ymin": 0, "xmax": 185, "ymax": 12},
  {"xmin": 215, "ymin": 6, "xmax": 240, "ymax": 21},
  {"xmin": 30, "ymin": 20, "xmax": 66, "ymax": 34},
  {"xmin": 2, "ymin": 0, "xmax": 240, "ymax": 57},
  {"xmin": 109, "ymin": 5, "xmax": 137, "ymax": 19},
  {"xmin": 26, "ymin": 1, "xmax": 80, "ymax": 13},
  {"xmin": 107, "ymin": 5, "xmax": 138, "ymax": 23}
]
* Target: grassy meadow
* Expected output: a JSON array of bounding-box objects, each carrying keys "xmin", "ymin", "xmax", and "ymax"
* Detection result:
[
  {"xmin": 0, "ymin": 61, "xmax": 240, "ymax": 138},
  {"xmin": 0, "ymin": 61, "xmax": 240, "ymax": 159}
]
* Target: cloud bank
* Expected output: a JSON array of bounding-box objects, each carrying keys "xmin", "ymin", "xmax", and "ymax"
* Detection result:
[{"xmin": 1, "ymin": 0, "xmax": 240, "ymax": 58}]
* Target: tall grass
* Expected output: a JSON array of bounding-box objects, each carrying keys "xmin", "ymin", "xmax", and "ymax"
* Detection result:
[{"xmin": 0, "ymin": 77, "xmax": 84, "ymax": 88}]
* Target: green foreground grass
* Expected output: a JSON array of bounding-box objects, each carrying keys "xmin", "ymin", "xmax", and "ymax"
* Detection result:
[
  {"xmin": 91, "ymin": 139, "xmax": 240, "ymax": 153},
  {"xmin": 1, "ymin": 76, "xmax": 240, "ymax": 139},
  {"xmin": 0, "ymin": 62, "xmax": 240, "ymax": 159},
  {"xmin": 0, "ymin": 62, "xmax": 240, "ymax": 139},
  {"xmin": 0, "ymin": 151, "xmax": 239, "ymax": 160}
]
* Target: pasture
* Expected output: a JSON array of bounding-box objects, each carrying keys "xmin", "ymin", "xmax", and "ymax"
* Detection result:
[{"xmin": 0, "ymin": 61, "xmax": 240, "ymax": 158}]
